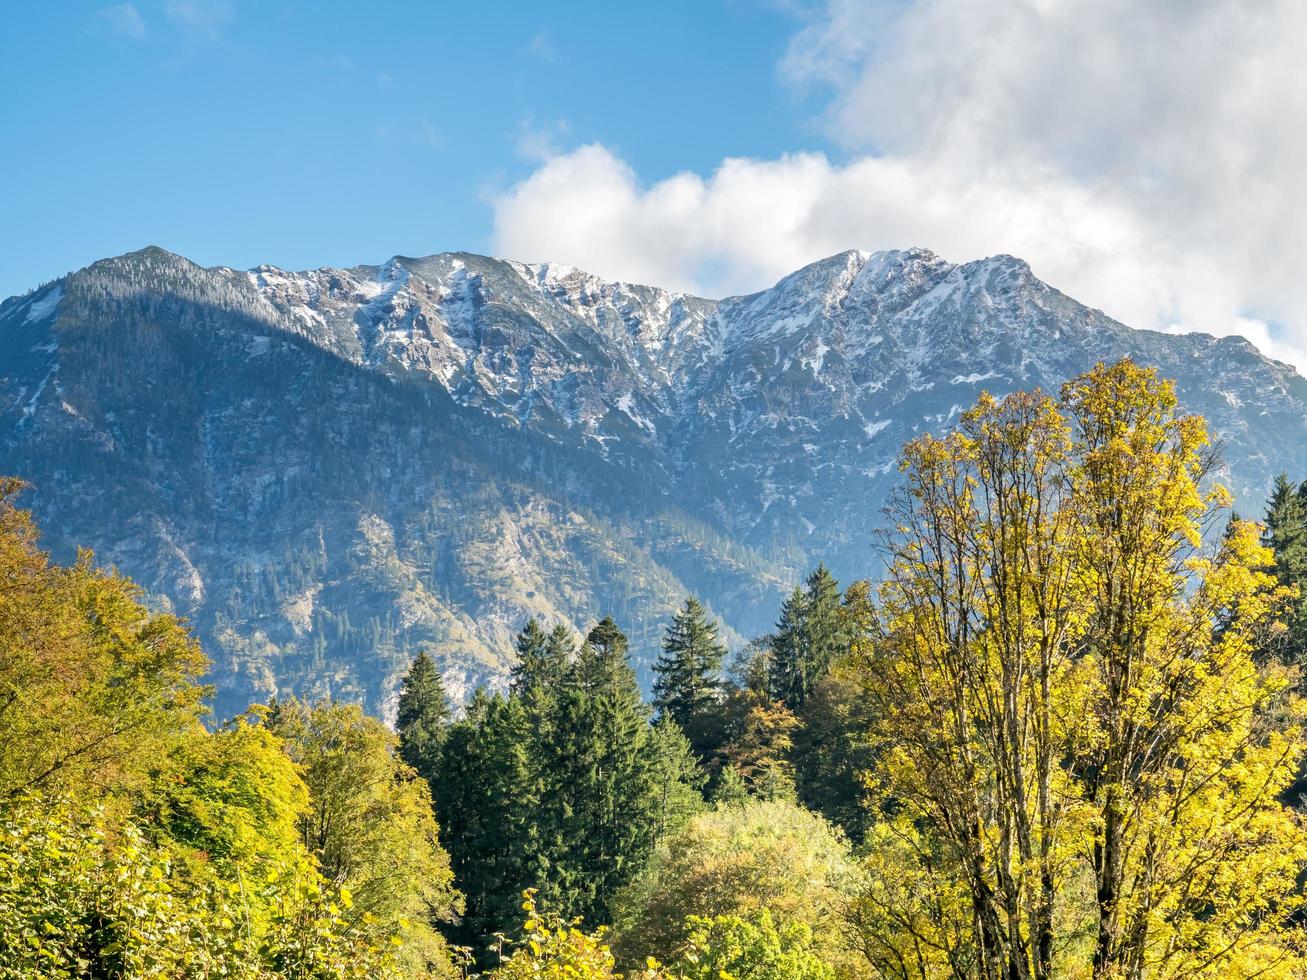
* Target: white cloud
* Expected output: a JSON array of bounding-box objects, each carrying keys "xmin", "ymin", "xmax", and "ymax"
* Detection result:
[
  {"xmin": 492, "ymin": 0, "xmax": 1307, "ymax": 371},
  {"xmin": 98, "ymin": 3, "xmax": 145, "ymax": 39}
]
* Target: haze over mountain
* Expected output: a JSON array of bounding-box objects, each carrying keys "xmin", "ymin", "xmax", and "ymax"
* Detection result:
[{"xmin": 4, "ymin": 245, "xmax": 1304, "ymax": 717}]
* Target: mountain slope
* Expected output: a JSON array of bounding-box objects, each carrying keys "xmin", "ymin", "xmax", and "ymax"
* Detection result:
[{"xmin": 3, "ymin": 245, "xmax": 1304, "ymax": 716}]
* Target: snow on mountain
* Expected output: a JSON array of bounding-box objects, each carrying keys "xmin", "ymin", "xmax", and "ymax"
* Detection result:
[{"xmin": 1, "ymin": 244, "xmax": 1304, "ymax": 716}]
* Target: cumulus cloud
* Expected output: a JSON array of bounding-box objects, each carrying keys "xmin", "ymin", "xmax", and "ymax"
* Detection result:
[{"xmin": 491, "ymin": 0, "xmax": 1307, "ymax": 370}]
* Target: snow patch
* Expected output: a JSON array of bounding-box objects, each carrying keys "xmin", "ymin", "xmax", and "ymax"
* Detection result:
[
  {"xmin": 23, "ymin": 286, "xmax": 62, "ymax": 324},
  {"xmin": 952, "ymin": 370, "xmax": 999, "ymax": 385}
]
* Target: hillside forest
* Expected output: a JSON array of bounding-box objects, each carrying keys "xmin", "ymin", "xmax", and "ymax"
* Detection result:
[{"xmin": 5, "ymin": 360, "xmax": 1307, "ymax": 979}]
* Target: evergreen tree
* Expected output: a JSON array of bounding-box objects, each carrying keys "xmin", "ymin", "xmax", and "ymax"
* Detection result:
[
  {"xmin": 511, "ymin": 620, "xmax": 574, "ymax": 726},
  {"xmin": 768, "ymin": 565, "xmax": 849, "ymax": 709},
  {"xmin": 648, "ymin": 716, "xmax": 707, "ymax": 836},
  {"xmin": 395, "ymin": 650, "xmax": 452, "ymax": 783},
  {"xmin": 543, "ymin": 618, "xmax": 662, "ymax": 924},
  {"xmin": 652, "ymin": 597, "xmax": 727, "ymax": 750},
  {"xmin": 431, "ymin": 691, "xmax": 539, "ymax": 955},
  {"xmin": 768, "ymin": 587, "xmax": 808, "ymax": 709},
  {"xmin": 509, "ymin": 618, "xmax": 549, "ymax": 694},
  {"xmin": 1264, "ymin": 472, "xmax": 1307, "ymax": 669},
  {"xmin": 710, "ymin": 765, "xmax": 749, "ymax": 808}
]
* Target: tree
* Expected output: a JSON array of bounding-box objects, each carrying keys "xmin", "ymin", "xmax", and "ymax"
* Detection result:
[
  {"xmin": 721, "ymin": 699, "xmax": 800, "ymax": 801},
  {"xmin": 510, "ymin": 620, "xmax": 574, "ymax": 728},
  {"xmin": 791, "ymin": 581, "xmax": 880, "ymax": 842},
  {"xmin": 0, "ymin": 476, "xmax": 207, "ymax": 804},
  {"xmin": 486, "ymin": 889, "xmax": 623, "ymax": 979},
  {"xmin": 434, "ymin": 690, "xmax": 541, "ymax": 954},
  {"xmin": 768, "ymin": 565, "xmax": 849, "ymax": 710},
  {"xmin": 396, "ymin": 650, "xmax": 452, "ymax": 783},
  {"xmin": 269, "ymin": 699, "xmax": 462, "ymax": 977},
  {"xmin": 1264, "ymin": 472, "xmax": 1307, "ymax": 670},
  {"xmin": 668, "ymin": 911, "xmax": 836, "ymax": 980},
  {"xmin": 0, "ymin": 486, "xmax": 436, "ymax": 979},
  {"xmin": 647, "ymin": 717, "xmax": 707, "ymax": 836},
  {"xmin": 544, "ymin": 618, "xmax": 662, "ymax": 924},
  {"xmin": 858, "ymin": 360, "xmax": 1307, "ymax": 979},
  {"xmin": 609, "ymin": 800, "xmax": 856, "ymax": 974},
  {"xmin": 768, "ymin": 587, "xmax": 808, "ymax": 709},
  {"xmin": 510, "ymin": 620, "xmax": 573, "ymax": 696},
  {"xmin": 791, "ymin": 665, "xmax": 878, "ymax": 843},
  {"xmin": 653, "ymin": 597, "xmax": 727, "ymax": 751}
]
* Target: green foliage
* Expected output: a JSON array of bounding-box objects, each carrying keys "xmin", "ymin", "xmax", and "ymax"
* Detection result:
[
  {"xmin": 435, "ymin": 690, "xmax": 541, "ymax": 952},
  {"xmin": 544, "ymin": 619, "xmax": 663, "ymax": 924},
  {"xmin": 145, "ymin": 716, "xmax": 309, "ymax": 870},
  {"xmin": 0, "ymin": 487, "xmax": 462, "ymax": 978},
  {"xmin": 0, "ymin": 795, "xmax": 408, "ymax": 980},
  {"xmin": 668, "ymin": 910, "xmax": 836, "ymax": 980},
  {"xmin": 768, "ymin": 565, "xmax": 849, "ymax": 710},
  {"xmin": 268, "ymin": 698, "xmax": 462, "ymax": 977},
  {"xmin": 428, "ymin": 616, "xmax": 707, "ymax": 960},
  {"xmin": 396, "ymin": 650, "xmax": 452, "ymax": 783},
  {"xmin": 647, "ymin": 717, "xmax": 707, "ymax": 836},
  {"xmin": 0, "ymin": 476, "xmax": 207, "ymax": 805},
  {"xmin": 790, "ymin": 664, "xmax": 878, "ymax": 843},
  {"xmin": 652, "ymin": 597, "xmax": 727, "ymax": 754},
  {"xmin": 1264, "ymin": 472, "xmax": 1307, "ymax": 671},
  {"xmin": 610, "ymin": 800, "xmax": 856, "ymax": 972}
]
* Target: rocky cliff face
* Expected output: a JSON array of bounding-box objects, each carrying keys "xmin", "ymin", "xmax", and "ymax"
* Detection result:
[{"xmin": 4, "ymin": 245, "xmax": 1304, "ymax": 716}]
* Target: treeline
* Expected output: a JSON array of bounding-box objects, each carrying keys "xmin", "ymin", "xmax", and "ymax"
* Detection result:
[
  {"xmin": 5, "ymin": 359, "xmax": 1307, "ymax": 978},
  {"xmin": 395, "ymin": 573, "xmax": 877, "ymax": 969}
]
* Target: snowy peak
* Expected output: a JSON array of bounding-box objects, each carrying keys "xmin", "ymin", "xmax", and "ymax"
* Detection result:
[{"xmin": 3, "ymin": 243, "xmax": 1304, "ymax": 713}]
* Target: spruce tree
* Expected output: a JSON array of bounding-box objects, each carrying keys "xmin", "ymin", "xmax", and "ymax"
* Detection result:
[
  {"xmin": 1264, "ymin": 472, "xmax": 1307, "ymax": 669},
  {"xmin": 648, "ymin": 716, "xmax": 707, "ymax": 835},
  {"xmin": 768, "ymin": 565, "xmax": 848, "ymax": 709},
  {"xmin": 768, "ymin": 586, "xmax": 808, "ymax": 708},
  {"xmin": 395, "ymin": 650, "xmax": 452, "ymax": 783},
  {"xmin": 652, "ymin": 597, "xmax": 727, "ymax": 742},
  {"xmin": 509, "ymin": 618, "xmax": 549, "ymax": 695},
  {"xmin": 544, "ymin": 617, "xmax": 661, "ymax": 923},
  {"xmin": 431, "ymin": 691, "xmax": 539, "ymax": 956}
]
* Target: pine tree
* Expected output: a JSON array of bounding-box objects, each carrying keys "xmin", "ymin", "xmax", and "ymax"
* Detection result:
[
  {"xmin": 395, "ymin": 650, "xmax": 452, "ymax": 783},
  {"xmin": 652, "ymin": 597, "xmax": 727, "ymax": 747}
]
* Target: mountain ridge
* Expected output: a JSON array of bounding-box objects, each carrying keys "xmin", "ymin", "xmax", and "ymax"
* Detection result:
[{"xmin": 3, "ymin": 244, "xmax": 1304, "ymax": 717}]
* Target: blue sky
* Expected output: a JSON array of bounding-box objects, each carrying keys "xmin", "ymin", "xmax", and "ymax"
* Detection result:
[
  {"xmin": 4, "ymin": 1, "xmax": 1307, "ymax": 371},
  {"xmin": 0, "ymin": 1, "xmax": 822, "ymax": 298}
]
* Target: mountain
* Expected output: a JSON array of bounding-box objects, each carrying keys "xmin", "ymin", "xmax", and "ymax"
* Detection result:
[{"xmin": 3, "ymin": 245, "xmax": 1305, "ymax": 717}]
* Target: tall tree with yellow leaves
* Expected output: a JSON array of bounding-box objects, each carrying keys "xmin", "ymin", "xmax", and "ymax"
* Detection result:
[{"xmin": 855, "ymin": 360, "xmax": 1307, "ymax": 980}]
